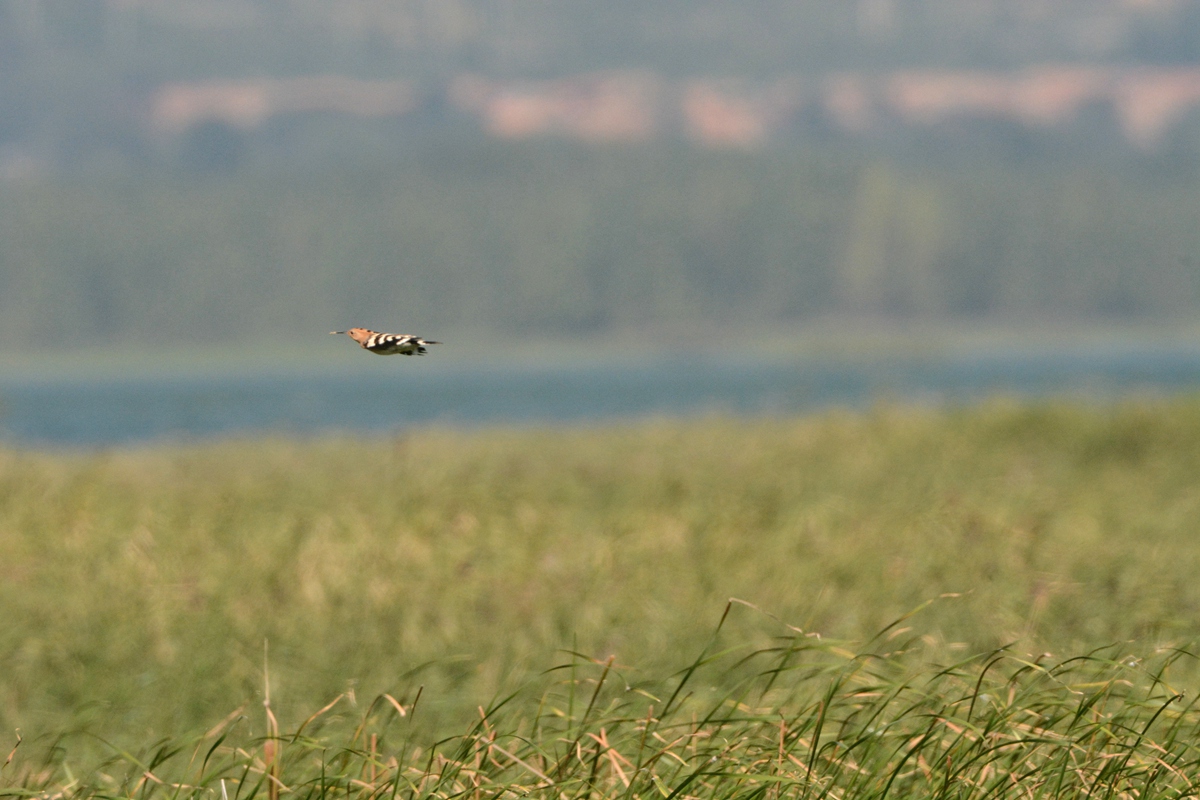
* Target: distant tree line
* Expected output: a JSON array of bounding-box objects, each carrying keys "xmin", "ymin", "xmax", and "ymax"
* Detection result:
[{"xmin": 0, "ymin": 143, "xmax": 1197, "ymax": 352}]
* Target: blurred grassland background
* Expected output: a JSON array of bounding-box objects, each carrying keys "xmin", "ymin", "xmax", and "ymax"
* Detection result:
[{"xmin": 5, "ymin": 399, "xmax": 1200, "ymax": 747}]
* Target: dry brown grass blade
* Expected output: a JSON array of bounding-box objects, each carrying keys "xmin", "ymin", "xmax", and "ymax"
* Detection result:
[
  {"xmin": 295, "ymin": 694, "xmax": 347, "ymax": 738},
  {"xmin": 605, "ymin": 748, "xmax": 631, "ymax": 789},
  {"xmin": 204, "ymin": 706, "xmax": 249, "ymax": 740},
  {"xmin": 264, "ymin": 639, "xmax": 281, "ymax": 800},
  {"xmin": 2, "ymin": 731, "xmax": 20, "ymax": 771},
  {"xmin": 591, "ymin": 729, "xmax": 632, "ymax": 788},
  {"xmin": 369, "ymin": 733, "xmax": 378, "ymax": 786},
  {"xmin": 382, "ymin": 694, "xmax": 407, "ymax": 718},
  {"xmin": 489, "ymin": 744, "xmax": 554, "ymax": 786},
  {"xmin": 266, "ymin": 771, "xmax": 292, "ymax": 796}
]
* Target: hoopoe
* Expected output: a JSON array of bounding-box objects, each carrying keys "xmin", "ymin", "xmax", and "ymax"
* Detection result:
[{"xmin": 330, "ymin": 328, "xmax": 442, "ymax": 356}]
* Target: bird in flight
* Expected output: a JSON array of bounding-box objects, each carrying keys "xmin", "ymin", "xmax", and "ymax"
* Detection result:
[{"xmin": 331, "ymin": 328, "xmax": 442, "ymax": 356}]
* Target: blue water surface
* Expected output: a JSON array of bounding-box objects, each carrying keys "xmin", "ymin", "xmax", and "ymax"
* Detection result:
[{"xmin": 2, "ymin": 344, "xmax": 1200, "ymax": 447}]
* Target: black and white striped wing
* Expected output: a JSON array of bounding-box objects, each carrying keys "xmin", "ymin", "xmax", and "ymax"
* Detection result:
[{"xmin": 363, "ymin": 333, "xmax": 424, "ymax": 355}]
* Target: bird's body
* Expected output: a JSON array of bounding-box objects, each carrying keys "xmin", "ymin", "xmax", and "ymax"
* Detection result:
[{"xmin": 331, "ymin": 328, "xmax": 442, "ymax": 356}]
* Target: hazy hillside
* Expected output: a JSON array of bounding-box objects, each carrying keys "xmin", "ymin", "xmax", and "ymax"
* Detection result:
[{"xmin": 6, "ymin": 0, "xmax": 1200, "ymax": 171}]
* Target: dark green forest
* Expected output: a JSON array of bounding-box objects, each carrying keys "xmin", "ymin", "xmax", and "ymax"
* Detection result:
[{"xmin": 1, "ymin": 145, "xmax": 1199, "ymax": 350}]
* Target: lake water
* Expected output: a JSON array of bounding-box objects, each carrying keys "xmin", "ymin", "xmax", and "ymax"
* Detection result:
[{"xmin": 3, "ymin": 343, "xmax": 1200, "ymax": 447}]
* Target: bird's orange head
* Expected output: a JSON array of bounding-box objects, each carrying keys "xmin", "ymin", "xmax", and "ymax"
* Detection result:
[{"xmin": 331, "ymin": 328, "xmax": 375, "ymax": 344}]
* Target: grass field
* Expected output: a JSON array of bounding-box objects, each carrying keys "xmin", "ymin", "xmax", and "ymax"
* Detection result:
[{"xmin": 5, "ymin": 399, "xmax": 1200, "ymax": 797}]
